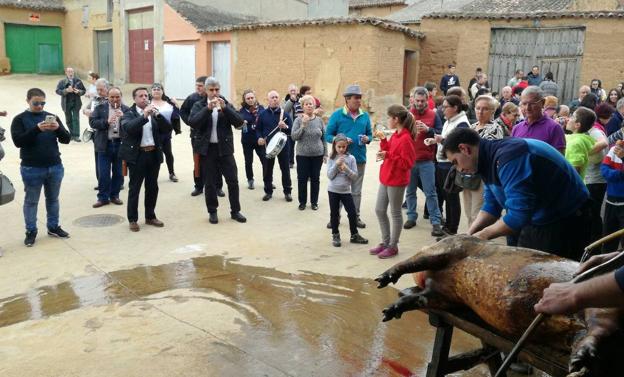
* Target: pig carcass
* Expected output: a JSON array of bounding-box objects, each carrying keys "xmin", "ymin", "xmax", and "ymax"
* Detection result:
[{"xmin": 376, "ymin": 235, "xmax": 624, "ymax": 377}]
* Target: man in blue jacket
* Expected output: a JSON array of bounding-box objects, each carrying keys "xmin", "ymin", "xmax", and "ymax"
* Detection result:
[
  {"xmin": 443, "ymin": 127, "xmax": 591, "ymax": 261},
  {"xmin": 256, "ymin": 90, "xmax": 293, "ymax": 202},
  {"xmin": 325, "ymin": 84, "xmax": 372, "ymax": 228}
]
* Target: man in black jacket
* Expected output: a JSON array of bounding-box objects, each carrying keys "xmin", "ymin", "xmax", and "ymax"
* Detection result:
[
  {"xmin": 55, "ymin": 67, "xmax": 86, "ymax": 142},
  {"xmin": 189, "ymin": 77, "xmax": 246, "ymax": 224},
  {"xmin": 11, "ymin": 88, "xmax": 71, "ymax": 247},
  {"xmin": 119, "ymin": 87, "xmax": 172, "ymax": 232},
  {"xmin": 90, "ymin": 87, "xmax": 129, "ymax": 208}
]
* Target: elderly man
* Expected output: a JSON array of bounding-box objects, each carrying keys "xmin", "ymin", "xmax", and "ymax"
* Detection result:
[
  {"xmin": 569, "ymin": 85, "xmax": 591, "ymax": 113},
  {"xmin": 189, "ymin": 77, "xmax": 246, "ymax": 224},
  {"xmin": 90, "ymin": 87, "xmax": 129, "ymax": 208},
  {"xmin": 84, "ymin": 78, "xmax": 109, "ymax": 187},
  {"xmin": 55, "ymin": 67, "xmax": 86, "ymax": 142},
  {"xmin": 256, "ymin": 90, "xmax": 293, "ymax": 202},
  {"xmin": 404, "ymin": 87, "xmax": 444, "ymax": 237},
  {"xmin": 443, "ymin": 127, "xmax": 592, "ymax": 260},
  {"xmin": 469, "ymin": 73, "xmax": 488, "ymax": 100},
  {"xmin": 511, "ymin": 86, "xmax": 566, "ymax": 154},
  {"xmin": 120, "ymin": 87, "xmax": 172, "ymax": 232},
  {"xmin": 499, "ymin": 86, "xmax": 518, "ymax": 107},
  {"xmin": 325, "ymin": 84, "xmax": 373, "ymax": 228}
]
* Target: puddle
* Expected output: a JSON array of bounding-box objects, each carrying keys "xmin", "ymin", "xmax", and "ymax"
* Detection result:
[{"xmin": 0, "ymin": 255, "xmax": 487, "ymax": 376}]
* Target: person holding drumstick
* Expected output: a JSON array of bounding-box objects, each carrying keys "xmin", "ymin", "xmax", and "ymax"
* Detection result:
[{"xmin": 256, "ymin": 90, "xmax": 293, "ymax": 202}]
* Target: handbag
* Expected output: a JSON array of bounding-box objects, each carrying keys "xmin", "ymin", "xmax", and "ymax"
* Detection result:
[
  {"xmin": 443, "ymin": 165, "xmax": 463, "ymax": 194},
  {"xmin": 0, "ymin": 171, "xmax": 15, "ymax": 205},
  {"xmin": 455, "ymin": 171, "xmax": 482, "ymax": 191}
]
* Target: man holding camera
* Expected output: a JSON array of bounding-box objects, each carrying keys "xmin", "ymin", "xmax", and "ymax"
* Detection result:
[
  {"xmin": 55, "ymin": 67, "xmax": 86, "ymax": 142},
  {"xmin": 11, "ymin": 88, "xmax": 71, "ymax": 247},
  {"xmin": 119, "ymin": 87, "xmax": 171, "ymax": 232}
]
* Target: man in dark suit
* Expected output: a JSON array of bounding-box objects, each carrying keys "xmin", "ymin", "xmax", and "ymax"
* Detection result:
[
  {"xmin": 119, "ymin": 87, "xmax": 172, "ymax": 232},
  {"xmin": 189, "ymin": 77, "xmax": 246, "ymax": 224},
  {"xmin": 90, "ymin": 87, "xmax": 130, "ymax": 208},
  {"xmin": 55, "ymin": 67, "xmax": 86, "ymax": 142}
]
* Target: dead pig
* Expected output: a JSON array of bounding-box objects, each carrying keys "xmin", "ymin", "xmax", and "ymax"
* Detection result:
[{"xmin": 375, "ymin": 235, "xmax": 624, "ymax": 377}]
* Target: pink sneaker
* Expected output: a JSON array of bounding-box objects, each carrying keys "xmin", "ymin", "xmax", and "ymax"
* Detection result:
[
  {"xmin": 378, "ymin": 246, "xmax": 399, "ymax": 259},
  {"xmin": 369, "ymin": 243, "xmax": 386, "ymax": 255}
]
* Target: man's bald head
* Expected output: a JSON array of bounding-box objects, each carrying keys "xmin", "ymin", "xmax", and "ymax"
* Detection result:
[{"xmin": 267, "ymin": 90, "xmax": 280, "ymax": 108}]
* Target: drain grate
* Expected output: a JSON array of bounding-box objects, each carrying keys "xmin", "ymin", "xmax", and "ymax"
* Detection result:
[{"xmin": 73, "ymin": 214, "xmax": 125, "ymax": 228}]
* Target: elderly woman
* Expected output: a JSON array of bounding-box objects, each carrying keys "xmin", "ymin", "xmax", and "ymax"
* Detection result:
[
  {"xmin": 495, "ymin": 101, "xmax": 520, "ymax": 134},
  {"xmin": 462, "ymin": 95, "xmax": 507, "ymax": 226},
  {"xmin": 291, "ymin": 94, "xmax": 327, "ymax": 210}
]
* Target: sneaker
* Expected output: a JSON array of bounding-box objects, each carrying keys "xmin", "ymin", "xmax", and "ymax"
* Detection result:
[
  {"xmin": 356, "ymin": 218, "xmax": 366, "ymax": 229},
  {"xmin": 169, "ymin": 174, "xmax": 178, "ymax": 182},
  {"xmin": 332, "ymin": 233, "xmax": 341, "ymax": 247},
  {"xmin": 403, "ymin": 220, "xmax": 416, "ymax": 229},
  {"xmin": 24, "ymin": 230, "xmax": 37, "ymax": 247},
  {"xmin": 431, "ymin": 224, "xmax": 445, "ymax": 237},
  {"xmin": 47, "ymin": 226, "xmax": 70, "ymax": 238},
  {"xmin": 350, "ymin": 233, "xmax": 368, "ymax": 244},
  {"xmin": 378, "ymin": 246, "xmax": 399, "ymax": 259},
  {"xmin": 248, "ymin": 179, "xmax": 255, "ymax": 190},
  {"xmin": 369, "ymin": 243, "xmax": 386, "ymax": 255}
]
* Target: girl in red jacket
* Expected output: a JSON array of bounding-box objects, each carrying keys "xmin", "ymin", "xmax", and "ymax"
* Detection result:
[{"xmin": 369, "ymin": 105, "xmax": 418, "ymax": 259}]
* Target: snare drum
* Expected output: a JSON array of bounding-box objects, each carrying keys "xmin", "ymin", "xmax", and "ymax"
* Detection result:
[
  {"xmin": 265, "ymin": 132, "xmax": 288, "ymax": 159},
  {"xmin": 82, "ymin": 128, "xmax": 95, "ymax": 143}
]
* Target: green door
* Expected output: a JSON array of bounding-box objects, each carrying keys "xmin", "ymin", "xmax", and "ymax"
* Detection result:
[{"xmin": 5, "ymin": 24, "xmax": 63, "ymax": 74}]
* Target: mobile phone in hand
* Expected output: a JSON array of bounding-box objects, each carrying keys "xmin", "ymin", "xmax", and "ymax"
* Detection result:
[{"xmin": 45, "ymin": 115, "xmax": 56, "ymax": 124}]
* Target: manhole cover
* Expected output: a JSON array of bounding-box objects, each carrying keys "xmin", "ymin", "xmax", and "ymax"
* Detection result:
[{"xmin": 73, "ymin": 214, "xmax": 125, "ymax": 228}]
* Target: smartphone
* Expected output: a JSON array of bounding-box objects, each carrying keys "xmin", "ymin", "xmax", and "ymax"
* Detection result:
[{"xmin": 45, "ymin": 115, "xmax": 55, "ymax": 124}]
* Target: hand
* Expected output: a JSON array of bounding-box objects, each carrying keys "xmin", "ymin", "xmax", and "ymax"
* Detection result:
[
  {"xmin": 338, "ymin": 164, "xmax": 346, "ymax": 172},
  {"xmin": 46, "ymin": 120, "xmax": 60, "ymax": 131},
  {"xmin": 614, "ymin": 146, "xmax": 624, "ymax": 159},
  {"xmin": 302, "ymin": 114, "xmax": 310, "ymax": 125},
  {"xmin": 576, "ymin": 251, "xmax": 620, "ymax": 276},
  {"xmin": 346, "ymin": 137, "xmax": 353, "ymax": 144},
  {"xmin": 313, "ymin": 108, "xmax": 324, "ymax": 117},
  {"xmin": 258, "ymin": 138, "xmax": 266, "ymax": 146},
  {"xmin": 472, "ymin": 229, "xmax": 489, "ymax": 240},
  {"xmin": 278, "ymin": 120, "xmax": 288, "ymax": 129},
  {"xmin": 415, "ymin": 121, "xmax": 428, "ymax": 133},
  {"xmin": 533, "ymin": 282, "xmax": 579, "ymax": 315},
  {"xmin": 424, "ymin": 138, "xmax": 436, "ymax": 146},
  {"xmin": 65, "ymin": 86, "xmax": 73, "ymax": 94},
  {"xmin": 374, "ymin": 129, "xmax": 386, "ymax": 140},
  {"xmin": 376, "ymin": 150, "xmax": 387, "ymax": 161},
  {"xmin": 360, "ymin": 135, "xmax": 370, "ymax": 144},
  {"xmin": 434, "ymin": 134, "xmax": 443, "ymax": 143},
  {"xmin": 217, "ymin": 98, "xmax": 226, "ymax": 109},
  {"xmin": 73, "ymin": 88, "xmax": 80, "ymax": 94}
]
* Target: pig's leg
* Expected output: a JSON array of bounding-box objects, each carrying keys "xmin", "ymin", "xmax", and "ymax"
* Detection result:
[
  {"xmin": 382, "ymin": 279, "xmax": 452, "ymax": 321},
  {"xmin": 375, "ymin": 253, "xmax": 451, "ymax": 288}
]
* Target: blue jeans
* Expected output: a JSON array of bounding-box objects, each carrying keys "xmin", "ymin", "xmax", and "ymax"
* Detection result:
[
  {"xmin": 97, "ymin": 140, "xmax": 123, "ymax": 202},
  {"xmin": 405, "ymin": 160, "xmax": 442, "ymax": 225},
  {"xmin": 20, "ymin": 164, "xmax": 64, "ymax": 232}
]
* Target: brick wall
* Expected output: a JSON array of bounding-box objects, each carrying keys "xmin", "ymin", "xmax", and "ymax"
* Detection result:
[{"xmin": 233, "ymin": 23, "xmax": 420, "ymax": 124}]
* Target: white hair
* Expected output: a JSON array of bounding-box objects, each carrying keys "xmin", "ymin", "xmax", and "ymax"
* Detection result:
[{"xmin": 205, "ymin": 76, "xmax": 220, "ymax": 87}]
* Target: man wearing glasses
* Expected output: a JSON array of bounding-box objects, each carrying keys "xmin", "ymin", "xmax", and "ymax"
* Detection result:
[
  {"xmin": 511, "ymin": 86, "xmax": 566, "ymax": 154},
  {"xmin": 11, "ymin": 88, "xmax": 71, "ymax": 246},
  {"xmin": 324, "ymin": 84, "xmax": 373, "ymax": 229},
  {"xmin": 189, "ymin": 77, "xmax": 246, "ymax": 225}
]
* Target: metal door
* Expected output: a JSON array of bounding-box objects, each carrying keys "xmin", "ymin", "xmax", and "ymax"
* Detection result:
[
  {"xmin": 488, "ymin": 27, "xmax": 585, "ymax": 104},
  {"xmin": 5, "ymin": 24, "xmax": 63, "ymax": 74},
  {"xmin": 96, "ymin": 30, "xmax": 114, "ymax": 82},
  {"xmin": 38, "ymin": 43, "xmax": 61, "ymax": 74},
  {"xmin": 128, "ymin": 9, "xmax": 154, "ymax": 83},
  {"xmin": 164, "ymin": 44, "xmax": 196, "ymax": 99},
  {"xmin": 212, "ymin": 42, "xmax": 231, "ymax": 100}
]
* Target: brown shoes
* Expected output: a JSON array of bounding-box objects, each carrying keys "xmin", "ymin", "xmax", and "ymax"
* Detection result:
[
  {"xmin": 92, "ymin": 201, "xmax": 109, "ymax": 208},
  {"xmin": 129, "ymin": 222, "xmax": 140, "ymax": 232},
  {"xmin": 111, "ymin": 198, "xmax": 123, "ymax": 205},
  {"xmin": 146, "ymin": 218, "xmax": 164, "ymax": 227}
]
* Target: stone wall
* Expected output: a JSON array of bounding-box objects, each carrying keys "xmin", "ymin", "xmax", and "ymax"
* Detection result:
[{"xmin": 232, "ymin": 23, "xmax": 420, "ymax": 125}]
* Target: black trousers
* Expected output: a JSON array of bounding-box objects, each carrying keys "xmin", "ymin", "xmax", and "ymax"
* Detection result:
[
  {"xmin": 162, "ymin": 138, "xmax": 175, "ymax": 175},
  {"xmin": 127, "ymin": 150, "xmax": 161, "ymax": 222},
  {"xmin": 329, "ymin": 191, "xmax": 358, "ymax": 235},
  {"xmin": 192, "ymin": 155, "xmax": 222, "ymax": 191},
  {"xmin": 435, "ymin": 163, "xmax": 461, "ymax": 233},
  {"xmin": 518, "ymin": 200, "xmax": 593, "ymax": 261},
  {"xmin": 287, "ymin": 136, "xmax": 295, "ymax": 165},
  {"xmin": 242, "ymin": 142, "xmax": 265, "ymax": 181},
  {"xmin": 263, "ymin": 148, "xmax": 291, "ymax": 195},
  {"xmin": 201, "ymin": 146, "xmax": 240, "ymax": 215},
  {"xmin": 296, "ymin": 155, "xmax": 323, "ymax": 206},
  {"xmin": 587, "ymin": 183, "xmax": 606, "ymax": 242},
  {"xmin": 603, "ymin": 201, "xmax": 624, "ymax": 252}
]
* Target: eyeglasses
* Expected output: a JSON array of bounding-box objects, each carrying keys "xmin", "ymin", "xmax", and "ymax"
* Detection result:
[
  {"xmin": 519, "ymin": 100, "xmax": 542, "ymax": 108},
  {"xmin": 32, "ymin": 101, "xmax": 46, "ymax": 106}
]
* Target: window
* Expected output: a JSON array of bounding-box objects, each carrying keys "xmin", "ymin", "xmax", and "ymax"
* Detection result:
[
  {"xmin": 107, "ymin": 0, "xmax": 114, "ymax": 23},
  {"xmin": 81, "ymin": 5, "xmax": 89, "ymax": 28}
]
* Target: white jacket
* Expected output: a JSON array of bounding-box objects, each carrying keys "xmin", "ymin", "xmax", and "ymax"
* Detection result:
[{"xmin": 436, "ymin": 111, "xmax": 470, "ymax": 163}]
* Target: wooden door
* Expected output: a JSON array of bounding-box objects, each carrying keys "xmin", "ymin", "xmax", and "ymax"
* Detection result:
[
  {"xmin": 96, "ymin": 30, "xmax": 114, "ymax": 82},
  {"xmin": 128, "ymin": 9, "xmax": 154, "ymax": 84},
  {"xmin": 488, "ymin": 27, "xmax": 585, "ymax": 104}
]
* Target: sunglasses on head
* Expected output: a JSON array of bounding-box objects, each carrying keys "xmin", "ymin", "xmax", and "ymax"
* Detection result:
[{"xmin": 32, "ymin": 101, "xmax": 46, "ymax": 106}]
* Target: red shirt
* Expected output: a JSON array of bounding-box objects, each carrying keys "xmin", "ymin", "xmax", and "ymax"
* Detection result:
[
  {"xmin": 379, "ymin": 128, "xmax": 417, "ymax": 186},
  {"xmin": 410, "ymin": 107, "xmax": 437, "ymax": 161},
  {"xmin": 427, "ymin": 96, "xmax": 435, "ymax": 110}
]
